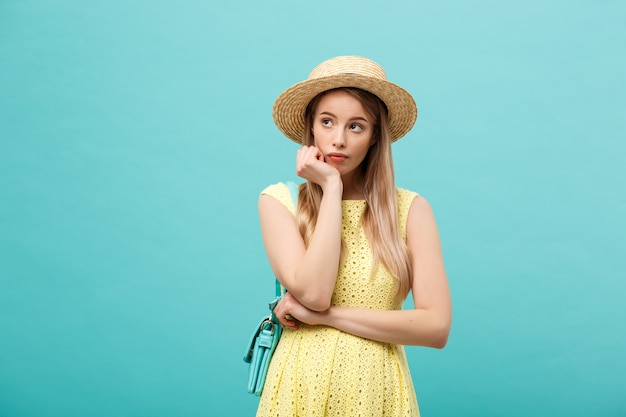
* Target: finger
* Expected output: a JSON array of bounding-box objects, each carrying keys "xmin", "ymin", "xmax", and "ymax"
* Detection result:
[
  {"xmin": 296, "ymin": 147, "xmax": 315, "ymax": 166},
  {"xmin": 284, "ymin": 317, "xmax": 299, "ymax": 330},
  {"xmin": 277, "ymin": 315, "xmax": 299, "ymax": 330},
  {"xmin": 273, "ymin": 301, "xmax": 295, "ymax": 328},
  {"xmin": 304, "ymin": 146, "xmax": 319, "ymax": 159},
  {"xmin": 274, "ymin": 304, "xmax": 299, "ymax": 330}
]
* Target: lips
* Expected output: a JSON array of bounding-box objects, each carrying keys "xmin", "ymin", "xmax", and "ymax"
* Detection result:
[{"xmin": 327, "ymin": 153, "xmax": 347, "ymax": 162}]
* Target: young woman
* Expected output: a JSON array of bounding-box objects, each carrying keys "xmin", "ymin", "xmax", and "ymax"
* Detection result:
[{"xmin": 257, "ymin": 56, "xmax": 451, "ymax": 417}]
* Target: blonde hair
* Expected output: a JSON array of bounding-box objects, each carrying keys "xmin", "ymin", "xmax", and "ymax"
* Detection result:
[{"xmin": 296, "ymin": 88, "xmax": 412, "ymax": 300}]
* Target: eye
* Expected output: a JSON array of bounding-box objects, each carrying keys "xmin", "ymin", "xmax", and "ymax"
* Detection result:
[
  {"xmin": 321, "ymin": 118, "xmax": 333, "ymax": 127},
  {"xmin": 350, "ymin": 123, "xmax": 364, "ymax": 132}
]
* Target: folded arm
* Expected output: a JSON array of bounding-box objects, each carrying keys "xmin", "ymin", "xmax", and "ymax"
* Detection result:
[
  {"xmin": 273, "ymin": 196, "xmax": 452, "ymax": 348},
  {"xmin": 259, "ymin": 179, "xmax": 343, "ymax": 311}
]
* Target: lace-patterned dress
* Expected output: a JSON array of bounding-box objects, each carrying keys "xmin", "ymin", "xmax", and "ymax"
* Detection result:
[{"xmin": 257, "ymin": 182, "xmax": 420, "ymax": 417}]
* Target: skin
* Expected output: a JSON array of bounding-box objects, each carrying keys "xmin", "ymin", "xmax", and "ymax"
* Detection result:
[{"xmin": 258, "ymin": 90, "xmax": 451, "ymax": 348}]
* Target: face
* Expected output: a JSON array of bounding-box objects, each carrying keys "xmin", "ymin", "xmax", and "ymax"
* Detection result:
[{"xmin": 311, "ymin": 90, "xmax": 375, "ymax": 179}]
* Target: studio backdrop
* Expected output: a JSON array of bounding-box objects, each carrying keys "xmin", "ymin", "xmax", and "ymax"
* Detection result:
[{"xmin": 1, "ymin": 1, "xmax": 624, "ymax": 416}]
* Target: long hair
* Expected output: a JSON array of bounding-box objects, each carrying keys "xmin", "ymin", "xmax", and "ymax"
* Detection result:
[{"xmin": 296, "ymin": 87, "xmax": 412, "ymax": 300}]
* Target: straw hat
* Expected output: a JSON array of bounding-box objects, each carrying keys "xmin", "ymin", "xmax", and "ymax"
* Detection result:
[{"xmin": 273, "ymin": 56, "xmax": 417, "ymax": 143}]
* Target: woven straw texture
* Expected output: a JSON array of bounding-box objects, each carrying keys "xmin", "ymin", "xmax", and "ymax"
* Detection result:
[{"xmin": 273, "ymin": 56, "xmax": 417, "ymax": 143}]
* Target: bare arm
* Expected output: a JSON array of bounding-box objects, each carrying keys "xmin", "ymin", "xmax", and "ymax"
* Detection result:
[
  {"xmin": 274, "ymin": 196, "xmax": 452, "ymax": 347},
  {"xmin": 259, "ymin": 146, "xmax": 344, "ymax": 311}
]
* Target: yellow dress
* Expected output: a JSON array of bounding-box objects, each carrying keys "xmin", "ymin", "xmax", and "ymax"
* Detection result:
[{"xmin": 258, "ymin": 182, "xmax": 420, "ymax": 417}]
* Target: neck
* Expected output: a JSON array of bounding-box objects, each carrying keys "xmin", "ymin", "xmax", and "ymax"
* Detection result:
[{"xmin": 341, "ymin": 172, "xmax": 365, "ymax": 200}]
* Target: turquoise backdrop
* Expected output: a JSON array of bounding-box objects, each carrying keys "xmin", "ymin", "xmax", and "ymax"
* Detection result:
[{"xmin": 1, "ymin": 1, "xmax": 624, "ymax": 416}]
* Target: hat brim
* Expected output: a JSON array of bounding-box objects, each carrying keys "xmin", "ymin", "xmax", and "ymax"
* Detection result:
[{"xmin": 273, "ymin": 74, "xmax": 418, "ymax": 144}]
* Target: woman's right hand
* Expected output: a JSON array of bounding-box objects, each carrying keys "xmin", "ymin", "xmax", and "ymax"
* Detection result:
[{"xmin": 296, "ymin": 146, "xmax": 341, "ymax": 191}]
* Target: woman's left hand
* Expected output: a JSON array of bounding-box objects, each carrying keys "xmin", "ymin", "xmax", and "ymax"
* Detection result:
[{"xmin": 274, "ymin": 292, "xmax": 326, "ymax": 330}]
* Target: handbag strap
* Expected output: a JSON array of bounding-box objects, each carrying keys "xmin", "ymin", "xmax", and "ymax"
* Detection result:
[
  {"xmin": 285, "ymin": 181, "xmax": 299, "ymax": 207},
  {"xmin": 274, "ymin": 181, "xmax": 300, "ymax": 297}
]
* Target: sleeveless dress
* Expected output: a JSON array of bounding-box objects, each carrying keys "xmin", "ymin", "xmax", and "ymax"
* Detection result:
[{"xmin": 258, "ymin": 182, "xmax": 420, "ymax": 417}]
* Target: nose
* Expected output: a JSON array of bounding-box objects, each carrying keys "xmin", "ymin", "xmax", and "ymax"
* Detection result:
[{"xmin": 332, "ymin": 128, "xmax": 346, "ymax": 148}]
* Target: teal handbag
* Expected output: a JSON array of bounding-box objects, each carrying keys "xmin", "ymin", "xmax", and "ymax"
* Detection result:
[
  {"xmin": 243, "ymin": 181, "xmax": 299, "ymax": 396},
  {"xmin": 243, "ymin": 287, "xmax": 284, "ymax": 396}
]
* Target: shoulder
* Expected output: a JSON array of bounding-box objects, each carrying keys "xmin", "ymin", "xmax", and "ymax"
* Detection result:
[
  {"xmin": 396, "ymin": 186, "xmax": 433, "ymax": 216},
  {"xmin": 405, "ymin": 191, "xmax": 438, "ymax": 238},
  {"xmin": 396, "ymin": 187, "xmax": 420, "ymax": 207},
  {"xmin": 261, "ymin": 182, "xmax": 288, "ymax": 197},
  {"xmin": 396, "ymin": 187, "xmax": 424, "ymax": 218},
  {"xmin": 260, "ymin": 182, "xmax": 296, "ymax": 215},
  {"xmin": 396, "ymin": 187, "xmax": 421, "ymax": 239},
  {"xmin": 396, "ymin": 187, "xmax": 438, "ymax": 236}
]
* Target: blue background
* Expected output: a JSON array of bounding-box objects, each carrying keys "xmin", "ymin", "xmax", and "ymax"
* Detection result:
[{"xmin": 1, "ymin": 1, "xmax": 625, "ymax": 416}]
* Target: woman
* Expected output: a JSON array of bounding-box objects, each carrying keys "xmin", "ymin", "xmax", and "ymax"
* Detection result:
[{"xmin": 258, "ymin": 56, "xmax": 451, "ymax": 417}]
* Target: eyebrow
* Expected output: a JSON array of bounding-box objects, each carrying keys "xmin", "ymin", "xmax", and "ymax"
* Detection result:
[{"xmin": 319, "ymin": 111, "xmax": 370, "ymax": 123}]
